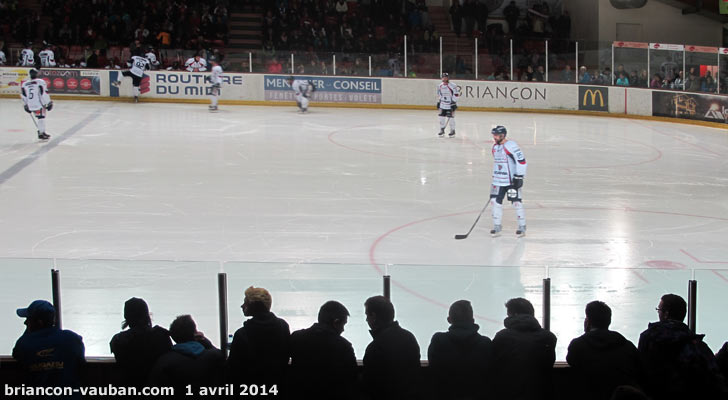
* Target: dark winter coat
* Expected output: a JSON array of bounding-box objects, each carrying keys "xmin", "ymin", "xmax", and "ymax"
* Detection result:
[
  {"xmin": 717, "ymin": 342, "xmax": 728, "ymax": 381},
  {"xmin": 566, "ymin": 329, "xmax": 643, "ymax": 400},
  {"xmin": 363, "ymin": 321, "xmax": 421, "ymax": 400},
  {"xmin": 148, "ymin": 341, "xmax": 225, "ymax": 390},
  {"xmin": 638, "ymin": 320, "xmax": 728, "ymax": 400},
  {"xmin": 13, "ymin": 327, "xmax": 86, "ymax": 391},
  {"xmin": 491, "ymin": 314, "xmax": 557, "ymax": 400},
  {"xmin": 110, "ymin": 325, "xmax": 172, "ymax": 387},
  {"xmin": 227, "ymin": 311, "xmax": 290, "ymax": 386},
  {"xmin": 289, "ymin": 323, "xmax": 357, "ymax": 400},
  {"xmin": 427, "ymin": 322, "xmax": 493, "ymax": 400}
]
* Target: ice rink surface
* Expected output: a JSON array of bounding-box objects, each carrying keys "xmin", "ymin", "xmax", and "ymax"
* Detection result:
[{"xmin": 1, "ymin": 99, "xmax": 727, "ymax": 359}]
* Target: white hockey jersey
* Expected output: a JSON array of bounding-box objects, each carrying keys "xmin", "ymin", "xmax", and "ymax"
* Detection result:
[
  {"xmin": 39, "ymin": 49, "xmax": 56, "ymax": 67},
  {"xmin": 127, "ymin": 56, "xmax": 150, "ymax": 77},
  {"xmin": 437, "ymin": 82, "xmax": 459, "ymax": 110},
  {"xmin": 145, "ymin": 52, "xmax": 160, "ymax": 69},
  {"xmin": 492, "ymin": 139, "xmax": 527, "ymax": 187},
  {"xmin": 21, "ymin": 78, "xmax": 51, "ymax": 111},
  {"xmin": 209, "ymin": 65, "xmax": 223, "ymax": 85},
  {"xmin": 0, "ymin": 50, "xmax": 6, "ymax": 65},
  {"xmin": 185, "ymin": 57, "xmax": 207, "ymax": 72},
  {"xmin": 291, "ymin": 79, "xmax": 313, "ymax": 96},
  {"xmin": 19, "ymin": 48, "xmax": 35, "ymax": 66}
]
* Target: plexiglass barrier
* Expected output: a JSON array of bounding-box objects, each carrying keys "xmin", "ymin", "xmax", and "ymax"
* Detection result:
[{"xmin": 2, "ymin": 258, "xmax": 726, "ymax": 361}]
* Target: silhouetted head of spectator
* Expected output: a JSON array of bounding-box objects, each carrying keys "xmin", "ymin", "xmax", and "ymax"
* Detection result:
[
  {"xmin": 447, "ymin": 300, "xmax": 474, "ymax": 327},
  {"xmin": 365, "ymin": 295, "xmax": 395, "ymax": 330},
  {"xmin": 584, "ymin": 300, "xmax": 611, "ymax": 331},
  {"xmin": 242, "ymin": 286, "xmax": 272, "ymax": 317},
  {"xmin": 122, "ymin": 297, "xmax": 152, "ymax": 329},
  {"xmin": 657, "ymin": 294, "xmax": 686, "ymax": 322},
  {"xmin": 505, "ymin": 297, "xmax": 534, "ymax": 317},
  {"xmin": 17, "ymin": 300, "xmax": 55, "ymax": 332},
  {"xmin": 169, "ymin": 314, "xmax": 196, "ymax": 344},
  {"xmin": 318, "ymin": 300, "xmax": 350, "ymax": 334},
  {"xmin": 610, "ymin": 385, "xmax": 649, "ymax": 400}
]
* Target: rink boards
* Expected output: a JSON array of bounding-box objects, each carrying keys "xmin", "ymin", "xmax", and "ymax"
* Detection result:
[{"xmin": 1, "ymin": 67, "xmax": 726, "ymax": 126}]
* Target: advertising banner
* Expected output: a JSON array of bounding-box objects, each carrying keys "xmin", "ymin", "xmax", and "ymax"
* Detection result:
[
  {"xmin": 264, "ymin": 75, "xmax": 382, "ymax": 103},
  {"xmin": 150, "ymin": 71, "xmax": 242, "ymax": 97},
  {"xmin": 652, "ymin": 91, "xmax": 728, "ymax": 124},
  {"xmin": 578, "ymin": 86, "xmax": 609, "ymax": 112},
  {"xmin": 458, "ymin": 81, "xmax": 575, "ymax": 109},
  {"xmin": 0, "ymin": 68, "xmax": 31, "ymax": 95},
  {"xmin": 39, "ymin": 69, "xmax": 101, "ymax": 95}
]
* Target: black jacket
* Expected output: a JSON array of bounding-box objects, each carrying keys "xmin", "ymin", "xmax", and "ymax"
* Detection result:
[
  {"xmin": 363, "ymin": 321, "xmax": 421, "ymax": 400},
  {"xmin": 638, "ymin": 320, "xmax": 727, "ymax": 400},
  {"xmin": 492, "ymin": 314, "xmax": 557, "ymax": 400},
  {"xmin": 427, "ymin": 322, "xmax": 493, "ymax": 400},
  {"xmin": 110, "ymin": 325, "xmax": 172, "ymax": 387},
  {"xmin": 149, "ymin": 341, "xmax": 225, "ymax": 390},
  {"xmin": 289, "ymin": 323, "xmax": 357, "ymax": 400},
  {"xmin": 718, "ymin": 342, "xmax": 728, "ymax": 381},
  {"xmin": 566, "ymin": 329, "xmax": 642, "ymax": 400},
  {"xmin": 227, "ymin": 311, "xmax": 290, "ymax": 385}
]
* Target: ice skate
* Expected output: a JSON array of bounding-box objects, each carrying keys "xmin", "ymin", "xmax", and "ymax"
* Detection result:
[
  {"xmin": 111, "ymin": 80, "xmax": 121, "ymax": 87},
  {"xmin": 516, "ymin": 225, "xmax": 526, "ymax": 238},
  {"xmin": 448, "ymin": 130, "xmax": 456, "ymax": 137},
  {"xmin": 209, "ymin": 105, "xmax": 218, "ymax": 112},
  {"xmin": 37, "ymin": 131, "xmax": 50, "ymax": 141},
  {"xmin": 490, "ymin": 225, "xmax": 502, "ymax": 237},
  {"xmin": 134, "ymin": 96, "xmax": 139, "ymax": 103},
  {"xmin": 438, "ymin": 129, "xmax": 445, "ymax": 137}
]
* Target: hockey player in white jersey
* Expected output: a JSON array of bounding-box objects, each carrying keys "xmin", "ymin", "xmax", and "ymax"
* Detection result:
[
  {"xmin": 437, "ymin": 72, "xmax": 459, "ymax": 137},
  {"xmin": 0, "ymin": 49, "xmax": 6, "ymax": 65},
  {"xmin": 145, "ymin": 46, "xmax": 160, "ymax": 70},
  {"xmin": 39, "ymin": 43, "xmax": 56, "ymax": 67},
  {"xmin": 111, "ymin": 49, "xmax": 150, "ymax": 102},
  {"xmin": 18, "ymin": 42, "xmax": 35, "ymax": 67},
  {"xmin": 206, "ymin": 56, "xmax": 223, "ymax": 111},
  {"xmin": 21, "ymin": 69, "xmax": 53, "ymax": 141},
  {"xmin": 286, "ymin": 76, "xmax": 315, "ymax": 113},
  {"xmin": 489, "ymin": 126, "xmax": 527, "ymax": 237},
  {"xmin": 185, "ymin": 54, "xmax": 207, "ymax": 72}
]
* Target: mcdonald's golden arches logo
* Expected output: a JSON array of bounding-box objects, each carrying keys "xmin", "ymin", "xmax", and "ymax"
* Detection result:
[{"xmin": 578, "ymin": 86, "xmax": 609, "ymax": 111}]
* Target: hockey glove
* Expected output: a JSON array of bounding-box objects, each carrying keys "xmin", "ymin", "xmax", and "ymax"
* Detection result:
[
  {"xmin": 204, "ymin": 75, "xmax": 211, "ymax": 83},
  {"xmin": 512, "ymin": 175, "xmax": 524, "ymax": 189},
  {"xmin": 212, "ymin": 83, "xmax": 221, "ymax": 89},
  {"xmin": 451, "ymin": 104, "xmax": 458, "ymax": 111},
  {"xmin": 436, "ymin": 102, "xmax": 440, "ymax": 109},
  {"xmin": 45, "ymin": 101, "xmax": 53, "ymax": 111},
  {"xmin": 24, "ymin": 105, "xmax": 31, "ymax": 113}
]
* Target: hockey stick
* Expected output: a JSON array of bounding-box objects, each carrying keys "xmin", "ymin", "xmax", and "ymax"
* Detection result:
[
  {"xmin": 28, "ymin": 112, "xmax": 39, "ymax": 129},
  {"xmin": 454, "ymin": 198, "xmax": 491, "ymax": 240}
]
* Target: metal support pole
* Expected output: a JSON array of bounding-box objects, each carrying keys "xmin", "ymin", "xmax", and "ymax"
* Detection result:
[
  {"xmin": 475, "ymin": 38, "xmax": 478, "ymax": 80},
  {"xmin": 217, "ymin": 272, "xmax": 229, "ymax": 356},
  {"xmin": 290, "ymin": 53, "xmax": 294, "ymax": 74},
  {"xmin": 545, "ymin": 40, "xmax": 549, "ymax": 82},
  {"xmin": 542, "ymin": 278, "xmax": 551, "ymax": 331},
  {"xmin": 439, "ymin": 36, "xmax": 443, "ymax": 77},
  {"xmin": 647, "ymin": 48, "xmax": 650, "ymax": 88},
  {"xmin": 368, "ymin": 56, "xmax": 372, "ymax": 77},
  {"xmin": 683, "ymin": 49, "xmax": 687, "ymax": 91},
  {"xmin": 510, "ymin": 39, "xmax": 513, "ymax": 81},
  {"xmin": 383, "ymin": 275, "xmax": 391, "ymax": 300},
  {"xmin": 575, "ymin": 41, "xmax": 579, "ymax": 83},
  {"xmin": 688, "ymin": 279, "xmax": 697, "ymax": 333},
  {"xmin": 249, "ymin": 52, "xmax": 252, "ymax": 73},
  {"xmin": 717, "ymin": 52, "xmax": 720, "ymax": 94},
  {"xmin": 404, "ymin": 35, "xmax": 407, "ymax": 77},
  {"xmin": 333, "ymin": 54, "xmax": 336, "ymax": 76},
  {"xmin": 51, "ymin": 268, "xmax": 62, "ymax": 329},
  {"xmin": 612, "ymin": 43, "xmax": 615, "ymax": 86}
]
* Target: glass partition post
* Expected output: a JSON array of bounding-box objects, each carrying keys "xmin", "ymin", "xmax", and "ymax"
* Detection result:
[
  {"xmin": 333, "ymin": 54, "xmax": 336, "ymax": 76},
  {"xmin": 439, "ymin": 36, "xmax": 443, "ymax": 77},
  {"xmin": 290, "ymin": 53, "xmax": 294, "ymax": 74},
  {"xmin": 475, "ymin": 38, "xmax": 478, "ymax": 80},
  {"xmin": 51, "ymin": 268, "xmax": 62, "ymax": 329},
  {"xmin": 612, "ymin": 43, "xmax": 615, "ymax": 85},
  {"xmin": 575, "ymin": 41, "xmax": 579, "ymax": 83},
  {"xmin": 404, "ymin": 35, "xmax": 407, "ymax": 78},
  {"xmin": 688, "ymin": 277, "xmax": 697, "ymax": 333},
  {"xmin": 217, "ymin": 272, "xmax": 228, "ymax": 356},
  {"xmin": 510, "ymin": 39, "xmax": 513, "ymax": 81},
  {"xmin": 249, "ymin": 53, "xmax": 252, "ymax": 73},
  {"xmin": 545, "ymin": 40, "xmax": 549, "ymax": 82},
  {"xmin": 369, "ymin": 56, "xmax": 372, "ymax": 77}
]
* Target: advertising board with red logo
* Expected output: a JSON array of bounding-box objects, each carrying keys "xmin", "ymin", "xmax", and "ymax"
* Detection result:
[{"xmin": 38, "ymin": 69, "xmax": 101, "ymax": 95}]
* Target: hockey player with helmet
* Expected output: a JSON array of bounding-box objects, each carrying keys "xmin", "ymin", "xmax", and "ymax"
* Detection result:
[
  {"xmin": 39, "ymin": 42, "xmax": 56, "ymax": 67},
  {"xmin": 286, "ymin": 76, "xmax": 316, "ymax": 113},
  {"xmin": 145, "ymin": 46, "xmax": 160, "ymax": 70},
  {"xmin": 185, "ymin": 54, "xmax": 207, "ymax": 72},
  {"xmin": 437, "ymin": 72, "xmax": 459, "ymax": 137},
  {"xmin": 111, "ymin": 49, "xmax": 150, "ymax": 103},
  {"xmin": 21, "ymin": 69, "xmax": 53, "ymax": 141},
  {"xmin": 0, "ymin": 48, "xmax": 7, "ymax": 65},
  {"xmin": 489, "ymin": 126, "xmax": 527, "ymax": 237},
  {"xmin": 206, "ymin": 56, "xmax": 223, "ymax": 111},
  {"xmin": 18, "ymin": 42, "xmax": 35, "ymax": 67}
]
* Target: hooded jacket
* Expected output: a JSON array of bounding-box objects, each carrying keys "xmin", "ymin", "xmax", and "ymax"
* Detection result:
[
  {"xmin": 428, "ymin": 322, "xmax": 493, "ymax": 400},
  {"xmin": 566, "ymin": 329, "xmax": 642, "ymax": 400},
  {"xmin": 492, "ymin": 314, "xmax": 557, "ymax": 400},
  {"xmin": 149, "ymin": 340, "xmax": 225, "ymax": 389},
  {"xmin": 110, "ymin": 325, "xmax": 172, "ymax": 387}
]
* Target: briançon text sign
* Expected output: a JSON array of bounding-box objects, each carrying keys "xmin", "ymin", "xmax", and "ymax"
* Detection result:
[{"xmin": 264, "ymin": 75, "xmax": 382, "ymax": 104}]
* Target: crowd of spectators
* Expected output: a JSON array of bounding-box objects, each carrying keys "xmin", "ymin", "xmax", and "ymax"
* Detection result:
[{"xmin": 11, "ymin": 289, "xmax": 728, "ymax": 400}]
